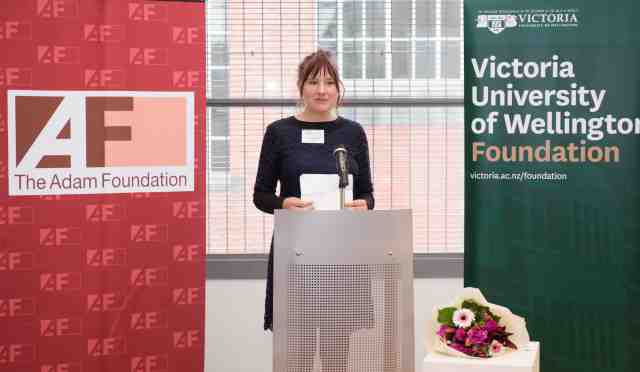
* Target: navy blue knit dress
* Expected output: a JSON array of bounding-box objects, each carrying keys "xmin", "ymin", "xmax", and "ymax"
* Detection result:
[{"xmin": 253, "ymin": 115, "xmax": 374, "ymax": 331}]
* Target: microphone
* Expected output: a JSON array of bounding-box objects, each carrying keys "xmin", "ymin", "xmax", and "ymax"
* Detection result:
[{"xmin": 333, "ymin": 144, "xmax": 349, "ymax": 189}]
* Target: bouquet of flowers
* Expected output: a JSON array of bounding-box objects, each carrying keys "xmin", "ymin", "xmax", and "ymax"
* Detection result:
[{"xmin": 425, "ymin": 288, "xmax": 530, "ymax": 358}]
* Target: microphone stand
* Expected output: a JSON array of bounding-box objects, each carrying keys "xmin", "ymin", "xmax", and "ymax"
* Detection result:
[{"xmin": 334, "ymin": 145, "xmax": 349, "ymax": 210}]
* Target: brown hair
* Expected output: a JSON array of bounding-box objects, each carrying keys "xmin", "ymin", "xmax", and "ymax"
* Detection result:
[{"xmin": 297, "ymin": 49, "xmax": 344, "ymax": 105}]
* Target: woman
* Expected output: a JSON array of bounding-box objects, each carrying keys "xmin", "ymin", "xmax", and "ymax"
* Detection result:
[{"xmin": 253, "ymin": 49, "xmax": 375, "ymax": 369}]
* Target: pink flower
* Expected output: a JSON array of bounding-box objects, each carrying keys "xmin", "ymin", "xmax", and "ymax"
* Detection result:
[
  {"xmin": 490, "ymin": 340, "xmax": 504, "ymax": 355},
  {"xmin": 484, "ymin": 319, "xmax": 498, "ymax": 332},
  {"xmin": 437, "ymin": 324, "xmax": 454, "ymax": 338},
  {"xmin": 452, "ymin": 309, "xmax": 475, "ymax": 328},
  {"xmin": 466, "ymin": 327, "xmax": 488, "ymax": 345},
  {"xmin": 449, "ymin": 342, "xmax": 472, "ymax": 355},
  {"xmin": 454, "ymin": 328, "xmax": 466, "ymax": 341}
]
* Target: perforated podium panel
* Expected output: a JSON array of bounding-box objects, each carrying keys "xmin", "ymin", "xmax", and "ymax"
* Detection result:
[{"xmin": 274, "ymin": 210, "xmax": 414, "ymax": 372}]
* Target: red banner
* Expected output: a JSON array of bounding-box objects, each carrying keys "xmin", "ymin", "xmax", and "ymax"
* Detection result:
[{"xmin": 0, "ymin": 1, "xmax": 205, "ymax": 371}]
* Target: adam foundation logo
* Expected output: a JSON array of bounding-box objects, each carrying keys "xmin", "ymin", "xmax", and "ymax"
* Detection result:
[
  {"xmin": 173, "ymin": 287, "xmax": 203, "ymax": 305},
  {"xmin": 41, "ymin": 362, "xmax": 82, "ymax": 372},
  {"xmin": 37, "ymin": 0, "xmax": 78, "ymax": 18},
  {"xmin": 130, "ymin": 355, "xmax": 168, "ymax": 372},
  {"xmin": 84, "ymin": 69, "xmax": 125, "ymax": 88},
  {"xmin": 87, "ymin": 337, "xmax": 126, "ymax": 357},
  {"xmin": 0, "ymin": 68, "xmax": 32, "ymax": 86},
  {"xmin": 0, "ymin": 206, "xmax": 34, "ymax": 224},
  {"xmin": 128, "ymin": 3, "xmax": 168, "ymax": 22},
  {"xmin": 0, "ymin": 251, "xmax": 34, "ymax": 271},
  {"xmin": 84, "ymin": 24, "xmax": 124, "ymax": 43},
  {"xmin": 87, "ymin": 292, "xmax": 125, "ymax": 312},
  {"xmin": 0, "ymin": 344, "xmax": 35, "ymax": 364},
  {"xmin": 40, "ymin": 318, "xmax": 83, "ymax": 336},
  {"xmin": 8, "ymin": 91, "xmax": 194, "ymax": 195},
  {"xmin": 0, "ymin": 21, "xmax": 32, "ymax": 40},
  {"xmin": 0, "ymin": 298, "xmax": 36, "ymax": 317}
]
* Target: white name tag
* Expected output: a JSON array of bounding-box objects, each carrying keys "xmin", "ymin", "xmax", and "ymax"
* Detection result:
[{"xmin": 301, "ymin": 129, "xmax": 324, "ymax": 144}]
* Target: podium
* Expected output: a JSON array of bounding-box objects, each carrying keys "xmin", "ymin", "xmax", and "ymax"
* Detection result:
[{"xmin": 273, "ymin": 210, "xmax": 414, "ymax": 372}]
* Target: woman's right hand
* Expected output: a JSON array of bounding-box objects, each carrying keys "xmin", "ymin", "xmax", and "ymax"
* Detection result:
[{"xmin": 282, "ymin": 197, "xmax": 314, "ymax": 211}]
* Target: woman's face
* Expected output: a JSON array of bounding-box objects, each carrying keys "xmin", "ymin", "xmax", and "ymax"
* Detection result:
[{"xmin": 300, "ymin": 69, "xmax": 338, "ymax": 114}]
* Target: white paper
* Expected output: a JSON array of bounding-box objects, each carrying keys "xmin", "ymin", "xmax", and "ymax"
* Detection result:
[
  {"xmin": 301, "ymin": 129, "xmax": 325, "ymax": 144},
  {"xmin": 300, "ymin": 173, "xmax": 353, "ymax": 210}
]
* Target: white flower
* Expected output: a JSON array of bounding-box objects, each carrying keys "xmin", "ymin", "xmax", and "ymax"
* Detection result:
[
  {"xmin": 452, "ymin": 308, "xmax": 475, "ymax": 328},
  {"xmin": 489, "ymin": 340, "xmax": 504, "ymax": 356}
]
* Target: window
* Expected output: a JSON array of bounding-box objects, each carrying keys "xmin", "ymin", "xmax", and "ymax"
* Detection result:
[
  {"xmin": 206, "ymin": 0, "xmax": 464, "ymax": 254},
  {"xmin": 206, "ymin": 0, "xmax": 230, "ymax": 173},
  {"xmin": 208, "ymin": 107, "xmax": 230, "ymax": 171},
  {"xmin": 318, "ymin": 0, "xmax": 463, "ymax": 83}
]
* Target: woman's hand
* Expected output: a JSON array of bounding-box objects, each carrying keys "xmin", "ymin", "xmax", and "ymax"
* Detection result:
[
  {"xmin": 282, "ymin": 197, "xmax": 314, "ymax": 211},
  {"xmin": 344, "ymin": 199, "xmax": 368, "ymax": 211}
]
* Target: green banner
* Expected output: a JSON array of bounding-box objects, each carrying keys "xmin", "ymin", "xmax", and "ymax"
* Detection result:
[{"xmin": 464, "ymin": 1, "xmax": 640, "ymax": 371}]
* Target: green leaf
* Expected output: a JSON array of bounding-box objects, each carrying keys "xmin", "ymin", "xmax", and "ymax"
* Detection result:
[
  {"xmin": 485, "ymin": 307, "xmax": 501, "ymax": 323},
  {"xmin": 461, "ymin": 300, "xmax": 489, "ymax": 318},
  {"xmin": 437, "ymin": 307, "xmax": 457, "ymax": 326},
  {"xmin": 461, "ymin": 300, "xmax": 479, "ymax": 311}
]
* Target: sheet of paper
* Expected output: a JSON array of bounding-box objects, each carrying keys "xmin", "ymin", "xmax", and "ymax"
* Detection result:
[{"xmin": 300, "ymin": 173, "xmax": 353, "ymax": 210}]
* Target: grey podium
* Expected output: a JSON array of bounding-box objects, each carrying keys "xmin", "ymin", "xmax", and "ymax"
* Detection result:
[{"xmin": 273, "ymin": 210, "xmax": 414, "ymax": 372}]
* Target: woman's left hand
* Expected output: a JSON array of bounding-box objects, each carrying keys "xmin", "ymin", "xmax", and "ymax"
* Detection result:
[{"xmin": 344, "ymin": 199, "xmax": 368, "ymax": 211}]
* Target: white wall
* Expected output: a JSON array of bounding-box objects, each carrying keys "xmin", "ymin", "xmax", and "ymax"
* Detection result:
[{"xmin": 205, "ymin": 277, "xmax": 463, "ymax": 372}]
